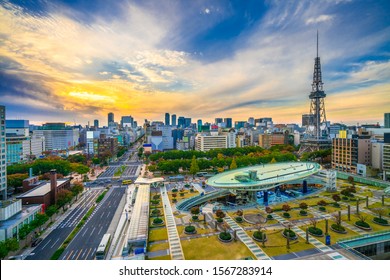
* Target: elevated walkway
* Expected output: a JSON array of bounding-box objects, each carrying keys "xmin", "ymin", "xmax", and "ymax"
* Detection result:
[{"xmin": 176, "ymin": 189, "xmax": 231, "ymax": 211}]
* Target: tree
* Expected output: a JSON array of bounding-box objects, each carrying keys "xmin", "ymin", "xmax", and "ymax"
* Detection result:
[
  {"xmin": 190, "ymin": 206, "xmax": 200, "ymax": 218},
  {"xmin": 230, "ymin": 157, "xmax": 237, "ymax": 170},
  {"xmin": 45, "ymin": 205, "xmax": 58, "ymax": 221},
  {"xmin": 215, "ymin": 209, "xmax": 226, "ymax": 219},
  {"xmin": 71, "ymin": 182, "xmax": 84, "ymax": 200},
  {"xmin": 265, "ymin": 206, "xmax": 273, "ymax": 214},
  {"xmin": 172, "ymin": 193, "xmax": 177, "ymax": 203},
  {"xmin": 70, "ymin": 163, "xmax": 89, "ymax": 174},
  {"xmin": 189, "ymin": 156, "xmax": 200, "ymax": 177},
  {"xmin": 332, "ymin": 194, "xmax": 341, "ymax": 206},
  {"xmin": 372, "ymin": 207, "xmax": 387, "ymax": 220},
  {"xmin": 5, "ymin": 238, "xmax": 19, "ymax": 253},
  {"xmin": 282, "ymin": 204, "xmax": 291, "ymax": 213},
  {"xmin": 57, "ymin": 189, "xmax": 73, "ymax": 210},
  {"xmin": 0, "ymin": 241, "xmax": 8, "ymax": 259},
  {"xmin": 7, "ymin": 173, "xmax": 29, "ymax": 188},
  {"xmin": 18, "ymin": 224, "xmax": 32, "ymax": 240},
  {"xmin": 270, "ymin": 158, "xmax": 277, "ymax": 164},
  {"xmin": 31, "ymin": 213, "xmax": 49, "ymax": 232},
  {"xmin": 347, "ymin": 176, "xmax": 355, "ymax": 187},
  {"xmin": 236, "ymin": 209, "xmax": 243, "ymax": 217}
]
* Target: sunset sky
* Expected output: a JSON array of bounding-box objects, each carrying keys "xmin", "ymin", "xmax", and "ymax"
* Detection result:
[{"xmin": 0, "ymin": 0, "xmax": 389, "ymax": 126}]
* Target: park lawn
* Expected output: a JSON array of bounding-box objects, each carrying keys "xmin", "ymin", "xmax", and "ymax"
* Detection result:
[
  {"xmin": 302, "ymin": 197, "xmax": 333, "ymax": 207},
  {"xmin": 148, "ymin": 242, "xmax": 170, "ymax": 252},
  {"xmin": 181, "ymin": 235, "xmax": 256, "ymax": 260},
  {"xmin": 325, "ymin": 203, "xmax": 345, "ymax": 213},
  {"xmin": 149, "ymin": 216, "xmax": 166, "ymax": 228},
  {"xmin": 148, "ymin": 228, "xmax": 168, "ymax": 242},
  {"xmin": 356, "ymin": 189, "xmax": 374, "ymax": 198},
  {"xmin": 272, "ymin": 201, "xmax": 300, "ymax": 210},
  {"xmin": 178, "ymin": 225, "xmax": 217, "ymax": 237},
  {"xmin": 148, "ymin": 255, "xmax": 171, "ymax": 260},
  {"xmin": 342, "ymin": 213, "xmax": 390, "ymax": 232},
  {"xmin": 299, "ymin": 220, "xmax": 359, "ymax": 244},
  {"xmin": 150, "ymin": 200, "xmax": 163, "ymax": 208},
  {"xmin": 365, "ymin": 202, "xmax": 390, "ymax": 212},
  {"xmin": 174, "ymin": 214, "xmax": 187, "ymax": 219},
  {"xmin": 281, "ymin": 210, "xmax": 314, "ymax": 221},
  {"xmin": 246, "ymin": 229, "xmax": 315, "ymax": 257}
]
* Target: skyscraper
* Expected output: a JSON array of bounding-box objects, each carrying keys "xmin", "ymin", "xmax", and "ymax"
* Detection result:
[
  {"xmin": 165, "ymin": 113, "xmax": 170, "ymax": 126},
  {"xmin": 184, "ymin": 117, "xmax": 191, "ymax": 128},
  {"xmin": 178, "ymin": 116, "xmax": 185, "ymax": 128},
  {"xmin": 0, "ymin": 105, "xmax": 7, "ymax": 199},
  {"xmin": 224, "ymin": 118, "xmax": 232, "ymax": 128},
  {"xmin": 197, "ymin": 119, "xmax": 203, "ymax": 132},
  {"xmin": 171, "ymin": 114, "xmax": 177, "ymax": 126},
  {"xmin": 385, "ymin": 113, "xmax": 390, "ymax": 128},
  {"xmin": 215, "ymin": 118, "xmax": 223, "ymax": 125},
  {"xmin": 94, "ymin": 119, "xmax": 99, "ymax": 128},
  {"xmin": 108, "ymin": 112, "xmax": 114, "ymax": 125}
]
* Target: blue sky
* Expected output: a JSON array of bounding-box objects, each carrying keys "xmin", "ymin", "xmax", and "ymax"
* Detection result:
[{"xmin": 0, "ymin": 0, "xmax": 389, "ymax": 125}]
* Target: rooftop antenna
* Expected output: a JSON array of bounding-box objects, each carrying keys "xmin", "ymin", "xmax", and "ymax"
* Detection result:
[{"xmin": 316, "ymin": 30, "xmax": 319, "ymax": 58}]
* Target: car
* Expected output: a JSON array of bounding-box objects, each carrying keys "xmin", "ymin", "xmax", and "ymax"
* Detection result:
[{"xmin": 31, "ymin": 238, "xmax": 43, "ymax": 247}]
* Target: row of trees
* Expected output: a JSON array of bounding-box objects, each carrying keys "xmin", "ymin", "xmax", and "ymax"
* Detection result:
[
  {"xmin": 148, "ymin": 150, "xmax": 296, "ymax": 174},
  {"xmin": 149, "ymin": 145, "xmax": 296, "ymax": 162}
]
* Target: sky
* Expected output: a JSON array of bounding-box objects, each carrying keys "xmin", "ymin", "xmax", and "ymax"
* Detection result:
[{"xmin": 0, "ymin": 0, "xmax": 389, "ymax": 126}]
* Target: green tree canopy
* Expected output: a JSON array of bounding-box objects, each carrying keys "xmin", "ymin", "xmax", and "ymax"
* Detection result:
[
  {"xmin": 189, "ymin": 156, "xmax": 200, "ymax": 176},
  {"xmin": 7, "ymin": 173, "xmax": 29, "ymax": 187},
  {"xmin": 230, "ymin": 157, "xmax": 237, "ymax": 169}
]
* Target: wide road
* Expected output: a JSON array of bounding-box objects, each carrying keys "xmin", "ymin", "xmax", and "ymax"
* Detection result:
[
  {"xmin": 26, "ymin": 189, "xmax": 102, "ymax": 260},
  {"xmin": 60, "ymin": 186, "xmax": 126, "ymax": 260}
]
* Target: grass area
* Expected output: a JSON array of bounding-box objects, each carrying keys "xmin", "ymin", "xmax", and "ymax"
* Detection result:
[
  {"xmin": 114, "ymin": 165, "xmax": 126, "ymax": 177},
  {"xmin": 247, "ymin": 229, "xmax": 315, "ymax": 257},
  {"xmin": 148, "ymin": 228, "xmax": 168, "ymax": 242},
  {"xmin": 343, "ymin": 213, "xmax": 390, "ymax": 232},
  {"xmin": 148, "ymin": 255, "xmax": 171, "ymax": 260},
  {"xmin": 181, "ymin": 235, "xmax": 256, "ymax": 260},
  {"xmin": 96, "ymin": 190, "xmax": 108, "ymax": 203},
  {"xmin": 365, "ymin": 202, "xmax": 390, "ymax": 212},
  {"xmin": 148, "ymin": 242, "xmax": 169, "ymax": 252},
  {"xmin": 177, "ymin": 225, "xmax": 217, "ymax": 237},
  {"xmin": 299, "ymin": 220, "xmax": 359, "ymax": 244},
  {"xmin": 149, "ymin": 217, "xmax": 166, "ymax": 228},
  {"xmin": 280, "ymin": 210, "xmax": 314, "ymax": 220}
]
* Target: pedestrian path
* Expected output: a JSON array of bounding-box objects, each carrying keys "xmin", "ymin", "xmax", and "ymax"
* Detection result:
[
  {"xmin": 308, "ymin": 206, "xmax": 333, "ymax": 219},
  {"xmin": 223, "ymin": 215, "xmax": 271, "ymax": 260},
  {"xmin": 271, "ymin": 213, "xmax": 348, "ymax": 260},
  {"xmin": 161, "ymin": 186, "xmax": 185, "ymax": 260}
]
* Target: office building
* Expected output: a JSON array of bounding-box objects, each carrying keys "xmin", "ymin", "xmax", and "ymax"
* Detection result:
[
  {"xmin": 108, "ymin": 112, "xmax": 114, "ymax": 125},
  {"xmin": 215, "ymin": 118, "xmax": 223, "ymax": 125},
  {"xmin": 258, "ymin": 131, "xmax": 289, "ymax": 149},
  {"xmin": 171, "ymin": 114, "xmax": 177, "ymax": 126},
  {"xmin": 33, "ymin": 123, "xmax": 79, "ymax": 151},
  {"xmin": 94, "ymin": 119, "xmax": 99, "ymax": 129},
  {"xmin": 121, "ymin": 116, "xmax": 133, "ymax": 128},
  {"xmin": 224, "ymin": 118, "xmax": 233, "ymax": 128},
  {"xmin": 385, "ymin": 113, "xmax": 390, "ymax": 128},
  {"xmin": 98, "ymin": 136, "xmax": 118, "ymax": 158},
  {"xmin": 195, "ymin": 133, "xmax": 228, "ymax": 151},
  {"xmin": 178, "ymin": 117, "xmax": 185, "ymax": 128},
  {"xmin": 248, "ymin": 117, "xmax": 255, "ymax": 126},
  {"xmin": 150, "ymin": 131, "xmax": 163, "ymax": 152},
  {"xmin": 197, "ymin": 119, "xmax": 202, "ymax": 132},
  {"xmin": 165, "ymin": 113, "xmax": 170, "ymax": 126},
  {"xmin": 0, "ymin": 106, "xmax": 6, "ymax": 200},
  {"xmin": 235, "ymin": 121, "xmax": 247, "ymax": 130},
  {"xmin": 184, "ymin": 118, "xmax": 191, "ymax": 128},
  {"xmin": 157, "ymin": 125, "xmax": 174, "ymax": 150}
]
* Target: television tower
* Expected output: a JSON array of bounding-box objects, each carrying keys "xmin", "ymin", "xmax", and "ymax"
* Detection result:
[{"xmin": 299, "ymin": 32, "xmax": 331, "ymax": 154}]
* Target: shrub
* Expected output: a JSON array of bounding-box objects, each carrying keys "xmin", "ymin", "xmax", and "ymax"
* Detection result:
[
  {"xmin": 299, "ymin": 202, "xmax": 308, "ymax": 210},
  {"xmin": 300, "ymin": 210, "xmax": 307, "ymax": 215},
  {"xmin": 319, "ymin": 206, "xmax": 326, "ymax": 211},
  {"xmin": 219, "ymin": 232, "xmax": 232, "ymax": 241},
  {"xmin": 342, "ymin": 196, "xmax": 349, "ymax": 201},
  {"xmin": 153, "ymin": 194, "xmax": 160, "ymax": 199},
  {"xmin": 151, "ymin": 209, "xmax": 161, "ymax": 215},
  {"xmin": 267, "ymin": 214, "xmax": 273, "ymax": 219},
  {"xmin": 317, "ymin": 200, "xmax": 327, "ymax": 206},
  {"xmin": 356, "ymin": 220, "xmax": 370, "ymax": 228},
  {"xmin": 283, "ymin": 229, "xmax": 296, "ymax": 238},
  {"xmin": 331, "ymin": 223, "xmax": 346, "ymax": 232},
  {"xmin": 153, "ymin": 218, "xmax": 163, "ymax": 224},
  {"xmin": 308, "ymin": 226, "xmax": 323, "ymax": 236},
  {"xmin": 373, "ymin": 217, "xmax": 388, "ymax": 225},
  {"xmin": 172, "ymin": 189, "xmax": 178, "ymax": 193},
  {"xmin": 235, "ymin": 217, "xmax": 243, "ymax": 222},
  {"xmin": 253, "ymin": 231, "xmax": 266, "ymax": 240},
  {"xmin": 283, "ymin": 212, "xmax": 291, "ymax": 218},
  {"xmin": 192, "ymin": 215, "xmax": 199, "ymax": 221},
  {"xmin": 185, "ymin": 226, "xmax": 196, "ymax": 233},
  {"xmin": 151, "ymin": 200, "xmax": 160, "ymax": 205},
  {"xmin": 216, "ymin": 217, "xmax": 223, "ymax": 223},
  {"xmin": 180, "ymin": 192, "xmax": 185, "ymax": 197}
]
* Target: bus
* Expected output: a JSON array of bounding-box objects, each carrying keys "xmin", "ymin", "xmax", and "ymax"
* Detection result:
[
  {"xmin": 196, "ymin": 172, "xmax": 208, "ymax": 177},
  {"xmin": 95, "ymin": 233, "xmax": 111, "ymax": 260},
  {"xmin": 122, "ymin": 179, "xmax": 132, "ymax": 185}
]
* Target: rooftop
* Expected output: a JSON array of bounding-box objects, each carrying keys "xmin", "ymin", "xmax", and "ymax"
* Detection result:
[
  {"xmin": 206, "ymin": 162, "xmax": 321, "ymax": 189},
  {"xmin": 16, "ymin": 179, "xmax": 69, "ymax": 198},
  {"xmin": 0, "ymin": 205, "xmax": 41, "ymax": 229}
]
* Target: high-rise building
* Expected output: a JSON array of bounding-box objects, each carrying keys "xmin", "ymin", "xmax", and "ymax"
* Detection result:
[
  {"xmin": 197, "ymin": 119, "xmax": 202, "ymax": 132},
  {"xmin": 235, "ymin": 121, "xmax": 246, "ymax": 130},
  {"xmin": 165, "ymin": 113, "xmax": 170, "ymax": 126},
  {"xmin": 121, "ymin": 116, "xmax": 133, "ymax": 128},
  {"xmin": 215, "ymin": 118, "xmax": 223, "ymax": 125},
  {"xmin": 385, "ymin": 113, "xmax": 390, "ymax": 128},
  {"xmin": 258, "ymin": 132, "xmax": 289, "ymax": 149},
  {"xmin": 195, "ymin": 134, "xmax": 228, "ymax": 151},
  {"xmin": 94, "ymin": 119, "xmax": 99, "ymax": 128},
  {"xmin": 224, "ymin": 118, "xmax": 232, "ymax": 128},
  {"xmin": 33, "ymin": 123, "xmax": 79, "ymax": 151},
  {"xmin": 0, "ymin": 105, "xmax": 6, "ymax": 199},
  {"xmin": 178, "ymin": 116, "xmax": 185, "ymax": 128},
  {"xmin": 248, "ymin": 117, "xmax": 255, "ymax": 126},
  {"xmin": 171, "ymin": 114, "xmax": 177, "ymax": 126},
  {"xmin": 332, "ymin": 136, "xmax": 358, "ymax": 173},
  {"xmin": 108, "ymin": 112, "xmax": 114, "ymax": 125},
  {"xmin": 184, "ymin": 117, "xmax": 191, "ymax": 128}
]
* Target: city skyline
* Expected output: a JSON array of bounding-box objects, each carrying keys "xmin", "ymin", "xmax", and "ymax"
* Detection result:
[{"xmin": 1, "ymin": 0, "xmax": 389, "ymax": 125}]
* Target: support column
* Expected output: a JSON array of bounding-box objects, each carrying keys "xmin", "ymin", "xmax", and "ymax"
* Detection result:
[
  {"xmin": 263, "ymin": 191, "xmax": 268, "ymax": 205},
  {"xmin": 347, "ymin": 205, "xmax": 351, "ymax": 221},
  {"xmin": 356, "ymin": 199, "xmax": 360, "ymax": 215},
  {"xmin": 325, "ymin": 219, "xmax": 329, "ymax": 235},
  {"xmin": 302, "ymin": 180, "xmax": 308, "ymax": 194},
  {"xmin": 366, "ymin": 196, "xmax": 369, "ymax": 208},
  {"xmin": 382, "ymin": 195, "xmax": 385, "ymax": 206}
]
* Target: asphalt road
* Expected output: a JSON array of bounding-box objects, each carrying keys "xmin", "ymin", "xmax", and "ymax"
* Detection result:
[
  {"xmin": 60, "ymin": 187, "xmax": 126, "ymax": 260},
  {"xmin": 25, "ymin": 189, "xmax": 102, "ymax": 260}
]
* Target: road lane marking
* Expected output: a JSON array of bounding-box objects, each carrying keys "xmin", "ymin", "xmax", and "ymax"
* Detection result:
[
  {"xmin": 40, "ymin": 239, "xmax": 51, "ymax": 250},
  {"xmin": 51, "ymin": 238, "xmax": 60, "ymax": 248},
  {"xmin": 66, "ymin": 250, "xmax": 74, "ymax": 260},
  {"xmin": 98, "ymin": 227, "xmax": 102, "ymax": 235},
  {"xmin": 76, "ymin": 249, "xmax": 83, "ymax": 260},
  {"xmin": 90, "ymin": 227, "xmax": 96, "ymax": 236},
  {"xmin": 85, "ymin": 248, "xmax": 92, "ymax": 260}
]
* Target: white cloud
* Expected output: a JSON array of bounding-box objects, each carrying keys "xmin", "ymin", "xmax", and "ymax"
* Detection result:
[{"xmin": 306, "ymin": 14, "xmax": 334, "ymax": 25}]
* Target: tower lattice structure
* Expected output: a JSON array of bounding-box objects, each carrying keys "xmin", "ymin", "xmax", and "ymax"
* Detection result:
[{"xmin": 299, "ymin": 32, "xmax": 331, "ymax": 155}]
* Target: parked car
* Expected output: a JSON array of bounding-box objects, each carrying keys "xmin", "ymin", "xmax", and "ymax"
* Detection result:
[{"xmin": 31, "ymin": 238, "xmax": 43, "ymax": 247}]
